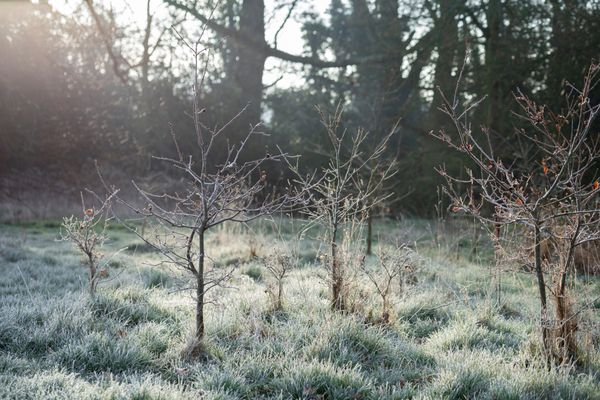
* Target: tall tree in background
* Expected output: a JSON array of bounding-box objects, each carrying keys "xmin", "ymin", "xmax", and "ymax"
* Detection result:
[
  {"xmin": 546, "ymin": 0, "xmax": 600, "ymax": 110},
  {"xmin": 429, "ymin": 0, "xmax": 460, "ymax": 128},
  {"xmin": 165, "ymin": 0, "xmax": 362, "ymax": 149}
]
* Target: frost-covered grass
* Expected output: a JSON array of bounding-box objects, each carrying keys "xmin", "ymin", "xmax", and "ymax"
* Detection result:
[{"xmin": 0, "ymin": 219, "xmax": 599, "ymax": 399}]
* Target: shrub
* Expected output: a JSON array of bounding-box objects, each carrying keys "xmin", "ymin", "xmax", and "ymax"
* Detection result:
[{"xmin": 60, "ymin": 192, "xmax": 116, "ymax": 296}]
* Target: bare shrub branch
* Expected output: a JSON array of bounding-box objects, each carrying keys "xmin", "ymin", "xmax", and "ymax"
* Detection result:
[
  {"xmin": 433, "ymin": 60, "xmax": 600, "ymax": 365},
  {"xmin": 291, "ymin": 104, "xmax": 398, "ymax": 311},
  {"xmin": 60, "ymin": 190, "xmax": 118, "ymax": 296}
]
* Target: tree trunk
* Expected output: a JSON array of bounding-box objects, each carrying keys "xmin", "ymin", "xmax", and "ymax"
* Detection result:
[
  {"xmin": 430, "ymin": 0, "xmax": 458, "ymax": 124},
  {"xmin": 484, "ymin": 0, "xmax": 503, "ymax": 138},
  {"xmin": 533, "ymin": 223, "xmax": 550, "ymax": 363},
  {"xmin": 554, "ymin": 223, "xmax": 581, "ymax": 363},
  {"xmin": 88, "ymin": 253, "xmax": 97, "ymax": 296},
  {"xmin": 366, "ymin": 210, "xmax": 373, "ymax": 255},
  {"xmin": 554, "ymin": 283, "xmax": 577, "ymax": 363},
  {"xmin": 546, "ymin": 0, "xmax": 570, "ymax": 108},
  {"xmin": 381, "ymin": 295, "xmax": 390, "ymax": 324},
  {"xmin": 277, "ymin": 279, "xmax": 283, "ymax": 310},
  {"xmin": 223, "ymin": 0, "xmax": 238, "ymax": 81},
  {"xmin": 493, "ymin": 213, "xmax": 501, "ymax": 305},
  {"xmin": 331, "ymin": 222, "xmax": 345, "ymax": 311},
  {"xmin": 196, "ymin": 231, "xmax": 205, "ymax": 342},
  {"xmin": 232, "ymin": 0, "xmax": 267, "ymax": 143}
]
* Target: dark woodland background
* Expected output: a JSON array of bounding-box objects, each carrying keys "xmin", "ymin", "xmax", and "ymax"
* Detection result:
[{"xmin": 1, "ymin": 0, "xmax": 599, "ymax": 216}]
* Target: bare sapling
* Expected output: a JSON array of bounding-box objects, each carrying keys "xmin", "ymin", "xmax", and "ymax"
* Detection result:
[
  {"xmin": 433, "ymin": 60, "xmax": 600, "ymax": 365},
  {"xmin": 362, "ymin": 242, "xmax": 418, "ymax": 324},
  {"xmin": 322, "ymin": 217, "xmax": 368, "ymax": 313},
  {"xmin": 260, "ymin": 244, "xmax": 295, "ymax": 311},
  {"xmin": 109, "ymin": 32, "xmax": 308, "ymax": 353},
  {"xmin": 293, "ymin": 105, "xmax": 397, "ymax": 311},
  {"xmin": 60, "ymin": 191, "xmax": 117, "ymax": 296},
  {"xmin": 258, "ymin": 216, "xmax": 310, "ymax": 311},
  {"xmin": 261, "ymin": 218, "xmax": 310, "ymax": 311}
]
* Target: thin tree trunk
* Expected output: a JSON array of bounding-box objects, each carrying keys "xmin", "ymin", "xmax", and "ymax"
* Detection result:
[
  {"xmin": 534, "ymin": 223, "xmax": 550, "ymax": 363},
  {"xmin": 331, "ymin": 222, "xmax": 344, "ymax": 311},
  {"xmin": 366, "ymin": 210, "xmax": 373, "ymax": 255},
  {"xmin": 382, "ymin": 295, "xmax": 390, "ymax": 324},
  {"xmin": 88, "ymin": 254, "xmax": 97, "ymax": 296},
  {"xmin": 494, "ymin": 213, "xmax": 501, "ymax": 304},
  {"xmin": 277, "ymin": 279, "xmax": 283, "ymax": 310},
  {"xmin": 555, "ymin": 221, "xmax": 581, "ymax": 362},
  {"xmin": 196, "ymin": 231, "xmax": 205, "ymax": 342}
]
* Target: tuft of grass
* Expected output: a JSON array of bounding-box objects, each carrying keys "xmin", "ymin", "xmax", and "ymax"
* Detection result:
[
  {"xmin": 108, "ymin": 259, "xmax": 127, "ymax": 269},
  {"xmin": 242, "ymin": 265, "xmax": 263, "ymax": 282},
  {"xmin": 142, "ymin": 268, "xmax": 172, "ymax": 289},
  {"xmin": 427, "ymin": 316, "xmax": 522, "ymax": 352},
  {"xmin": 431, "ymin": 365, "xmax": 490, "ymax": 399},
  {"xmin": 273, "ymin": 360, "xmax": 370, "ymax": 399},
  {"xmin": 1, "ymin": 248, "xmax": 28, "ymax": 263},
  {"xmin": 310, "ymin": 316, "xmax": 435, "ymax": 383},
  {"xmin": 396, "ymin": 296, "xmax": 451, "ymax": 340},
  {"xmin": 426, "ymin": 349, "xmax": 600, "ymax": 400},
  {"xmin": 0, "ymin": 297, "xmax": 90, "ymax": 357},
  {"xmin": 125, "ymin": 242, "xmax": 160, "ymax": 254},
  {"xmin": 133, "ymin": 322, "xmax": 176, "ymax": 357},
  {"xmin": 52, "ymin": 332, "xmax": 153, "ymax": 374},
  {"xmin": 41, "ymin": 255, "xmax": 57, "ymax": 266},
  {"xmin": 90, "ymin": 288, "xmax": 177, "ymax": 327}
]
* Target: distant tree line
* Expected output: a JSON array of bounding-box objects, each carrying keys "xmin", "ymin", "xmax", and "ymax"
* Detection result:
[{"xmin": 1, "ymin": 0, "xmax": 599, "ymax": 215}]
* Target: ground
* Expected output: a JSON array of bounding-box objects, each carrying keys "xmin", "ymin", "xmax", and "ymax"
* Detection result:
[{"xmin": 0, "ymin": 219, "xmax": 599, "ymax": 399}]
